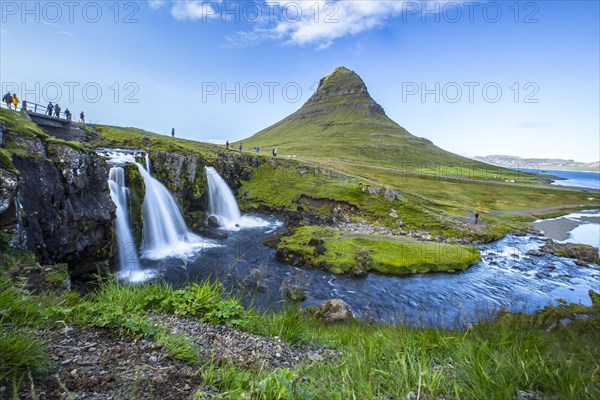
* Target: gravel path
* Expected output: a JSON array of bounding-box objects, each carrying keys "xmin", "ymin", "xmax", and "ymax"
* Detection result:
[{"xmin": 15, "ymin": 315, "xmax": 339, "ymax": 400}]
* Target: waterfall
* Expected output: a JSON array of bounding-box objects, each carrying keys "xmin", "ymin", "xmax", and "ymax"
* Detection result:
[
  {"xmin": 205, "ymin": 166, "xmax": 242, "ymax": 228},
  {"xmin": 137, "ymin": 163, "xmax": 215, "ymax": 259},
  {"xmin": 108, "ymin": 167, "xmax": 152, "ymax": 282},
  {"xmin": 145, "ymin": 153, "xmax": 151, "ymax": 174}
]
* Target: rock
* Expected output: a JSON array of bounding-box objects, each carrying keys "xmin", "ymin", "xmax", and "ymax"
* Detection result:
[
  {"xmin": 541, "ymin": 241, "xmax": 600, "ymax": 264},
  {"xmin": 368, "ymin": 186, "xmax": 383, "ymax": 195},
  {"xmin": 5, "ymin": 134, "xmax": 115, "ymax": 279},
  {"xmin": 284, "ymin": 285, "xmax": 307, "ymax": 302},
  {"xmin": 389, "ymin": 209, "xmax": 398, "ymax": 218},
  {"xmin": 206, "ymin": 215, "xmax": 221, "ymax": 228},
  {"xmin": 527, "ymin": 250, "xmax": 545, "ymax": 257},
  {"xmin": 406, "ymin": 391, "xmax": 417, "ymax": 400},
  {"xmin": 149, "ymin": 355, "xmax": 158, "ymax": 364},
  {"xmin": 319, "ymin": 299, "xmax": 354, "ymax": 323},
  {"xmin": 199, "ymin": 226, "xmax": 228, "ymax": 240},
  {"xmin": 396, "ymin": 219, "xmax": 404, "ymax": 227},
  {"xmin": 574, "ymin": 260, "xmax": 589, "ymax": 267},
  {"xmin": 384, "ymin": 189, "xmax": 397, "ymax": 202}
]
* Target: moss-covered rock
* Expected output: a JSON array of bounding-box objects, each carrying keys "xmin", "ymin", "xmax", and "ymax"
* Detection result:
[
  {"xmin": 124, "ymin": 163, "xmax": 145, "ymax": 246},
  {"xmin": 275, "ymin": 226, "xmax": 481, "ymax": 276},
  {"xmin": 541, "ymin": 242, "xmax": 600, "ymax": 265}
]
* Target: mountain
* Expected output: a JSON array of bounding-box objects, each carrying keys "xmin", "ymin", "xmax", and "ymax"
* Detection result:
[
  {"xmin": 238, "ymin": 67, "xmax": 499, "ymax": 171},
  {"xmin": 475, "ymin": 155, "xmax": 600, "ymax": 172}
]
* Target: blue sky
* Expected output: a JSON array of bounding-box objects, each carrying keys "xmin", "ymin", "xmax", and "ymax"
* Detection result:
[{"xmin": 1, "ymin": 0, "xmax": 599, "ymax": 162}]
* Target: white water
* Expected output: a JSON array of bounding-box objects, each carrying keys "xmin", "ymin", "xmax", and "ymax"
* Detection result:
[
  {"xmin": 145, "ymin": 153, "xmax": 151, "ymax": 175},
  {"xmin": 108, "ymin": 167, "xmax": 154, "ymax": 282},
  {"xmin": 204, "ymin": 166, "xmax": 270, "ymax": 230},
  {"xmin": 137, "ymin": 163, "xmax": 217, "ymax": 259}
]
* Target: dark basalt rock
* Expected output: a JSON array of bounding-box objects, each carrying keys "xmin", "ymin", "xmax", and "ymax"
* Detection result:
[
  {"xmin": 2, "ymin": 133, "xmax": 115, "ymax": 278},
  {"xmin": 206, "ymin": 215, "xmax": 221, "ymax": 228}
]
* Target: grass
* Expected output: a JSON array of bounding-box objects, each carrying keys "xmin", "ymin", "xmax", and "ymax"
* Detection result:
[{"xmin": 275, "ymin": 226, "xmax": 481, "ymax": 275}]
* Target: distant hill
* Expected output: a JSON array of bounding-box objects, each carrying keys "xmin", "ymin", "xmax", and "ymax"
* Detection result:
[
  {"xmin": 238, "ymin": 67, "xmax": 504, "ymax": 173},
  {"xmin": 474, "ymin": 155, "xmax": 600, "ymax": 172}
]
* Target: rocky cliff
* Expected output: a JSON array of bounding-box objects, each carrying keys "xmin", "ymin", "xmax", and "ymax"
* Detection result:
[{"xmin": 0, "ymin": 114, "xmax": 115, "ymax": 280}]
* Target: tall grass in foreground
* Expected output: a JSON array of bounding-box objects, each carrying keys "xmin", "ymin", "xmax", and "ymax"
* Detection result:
[{"xmin": 300, "ymin": 315, "xmax": 599, "ymax": 399}]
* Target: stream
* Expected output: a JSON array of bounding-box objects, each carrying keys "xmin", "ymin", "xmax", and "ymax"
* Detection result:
[{"xmin": 139, "ymin": 214, "xmax": 600, "ymax": 328}]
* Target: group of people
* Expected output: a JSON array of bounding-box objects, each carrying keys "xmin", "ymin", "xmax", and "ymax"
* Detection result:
[
  {"xmin": 46, "ymin": 102, "xmax": 84, "ymax": 123},
  {"xmin": 225, "ymin": 141, "xmax": 277, "ymax": 157},
  {"xmin": 2, "ymin": 92, "xmax": 20, "ymax": 110}
]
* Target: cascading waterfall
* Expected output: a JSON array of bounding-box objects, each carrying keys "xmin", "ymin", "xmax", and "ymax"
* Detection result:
[
  {"xmin": 205, "ymin": 166, "xmax": 241, "ymax": 228},
  {"xmin": 108, "ymin": 167, "xmax": 153, "ymax": 282},
  {"xmin": 145, "ymin": 153, "xmax": 151, "ymax": 175},
  {"xmin": 137, "ymin": 163, "xmax": 215, "ymax": 259},
  {"xmin": 204, "ymin": 166, "xmax": 271, "ymax": 230}
]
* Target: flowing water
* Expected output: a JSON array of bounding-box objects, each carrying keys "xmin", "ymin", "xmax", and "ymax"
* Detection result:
[
  {"xmin": 146, "ymin": 218, "xmax": 599, "ymax": 327},
  {"xmin": 136, "ymin": 164, "xmax": 217, "ymax": 259}
]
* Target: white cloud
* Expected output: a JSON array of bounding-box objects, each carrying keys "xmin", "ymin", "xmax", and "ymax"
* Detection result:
[
  {"xmin": 240, "ymin": 0, "xmax": 409, "ymax": 48},
  {"xmin": 171, "ymin": 0, "xmax": 221, "ymax": 21},
  {"xmin": 148, "ymin": 0, "xmax": 168, "ymax": 10}
]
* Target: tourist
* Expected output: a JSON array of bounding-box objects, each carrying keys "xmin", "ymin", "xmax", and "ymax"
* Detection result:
[
  {"xmin": 226, "ymin": 140, "xmax": 229, "ymax": 150},
  {"xmin": 55, "ymin": 104, "xmax": 61, "ymax": 118},
  {"xmin": 47, "ymin": 102, "xmax": 54, "ymax": 116},
  {"xmin": 474, "ymin": 212, "xmax": 479, "ymax": 224},
  {"xmin": 65, "ymin": 108, "xmax": 72, "ymax": 121},
  {"xmin": 80, "ymin": 112, "xmax": 85, "ymax": 123},
  {"xmin": 272, "ymin": 148, "xmax": 277, "ymax": 157},
  {"xmin": 11, "ymin": 93, "xmax": 19, "ymax": 110},
  {"xmin": 3, "ymin": 92, "xmax": 12, "ymax": 108},
  {"xmin": 171, "ymin": 128, "xmax": 175, "ymax": 138},
  {"xmin": 239, "ymin": 143, "xmax": 243, "ymax": 152},
  {"xmin": 255, "ymin": 146, "xmax": 260, "ymax": 153}
]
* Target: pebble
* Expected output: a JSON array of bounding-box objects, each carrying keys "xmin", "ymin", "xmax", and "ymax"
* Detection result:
[{"xmin": 149, "ymin": 355, "xmax": 158, "ymax": 363}]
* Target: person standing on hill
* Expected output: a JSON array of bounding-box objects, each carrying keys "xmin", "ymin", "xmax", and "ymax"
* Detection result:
[
  {"xmin": 474, "ymin": 212, "xmax": 479, "ymax": 224},
  {"xmin": 47, "ymin": 102, "xmax": 54, "ymax": 116},
  {"xmin": 3, "ymin": 92, "xmax": 12, "ymax": 108},
  {"xmin": 80, "ymin": 112, "xmax": 85, "ymax": 123},
  {"xmin": 65, "ymin": 108, "xmax": 72, "ymax": 121},
  {"xmin": 226, "ymin": 140, "xmax": 229, "ymax": 150},
  {"xmin": 55, "ymin": 104, "xmax": 61, "ymax": 118},
  {"xmin": 272, "ymin": 148, "xmax": 277, "ymax": 157},
  {"xmin": 239, "ymin": 143, "xmax": 243, "ymax": 152},
  {"xmin": 171, "ymin": 128, "xmax": 175, "ymax": 138},
  {"xmin": 11, "ymin": 93, "xmax": 19, "ymax": 110}
]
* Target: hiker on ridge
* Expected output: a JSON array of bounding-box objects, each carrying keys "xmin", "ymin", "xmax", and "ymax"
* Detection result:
[
  {"xmin": 11, "ymin": 93, "xmax": 19, "ymax": 110},
  {"xmin": 47, "ymin": 102, "xmax": 54, "ymax": 116},
  {"xmin": 55, "ymin": 104, "xmax": 61, "ymax": 118},
  {"xmin": 3, "ymin": 92, "xmax": 12, "ymax": 108}
]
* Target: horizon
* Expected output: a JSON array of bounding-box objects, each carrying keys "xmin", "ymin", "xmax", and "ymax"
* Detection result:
[{"xmin": 1, "ymin": 1, "xmax": 599, "ymax": 162}]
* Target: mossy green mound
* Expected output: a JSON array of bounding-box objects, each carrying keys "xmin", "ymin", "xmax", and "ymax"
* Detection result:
[{"xmin": 275, "ymin": 226, "xmax": 481, "ymax": 275}]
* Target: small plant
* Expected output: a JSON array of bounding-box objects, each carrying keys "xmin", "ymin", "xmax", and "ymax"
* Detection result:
[
  {"xmin": 156, "ymin": 333, "xmax": 201, "ymax": 364},
  {"xmin": 253, "ymin": 368, "xmax": 311, "ymax": 400},
  {"xmin": 0, "ymin": 330, "xmax": 50, "ymax": 392}
]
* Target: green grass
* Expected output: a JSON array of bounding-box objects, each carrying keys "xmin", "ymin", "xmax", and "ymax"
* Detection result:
[{"xmin": 275, "ymin": 226, "xmax": 481, "ymax": 275}]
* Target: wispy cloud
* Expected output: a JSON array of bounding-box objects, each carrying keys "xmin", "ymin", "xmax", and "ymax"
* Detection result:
[
  {"xmin": 171, "ymin": 0, "xmax": 222, "ymax": 21},
  {"xmin": 150, "ymin": 0, "xmax": 453, "ymax": 48},
  {"xmin": 148, "ymin": 0, "xmax": 168, "ymax": 10}
]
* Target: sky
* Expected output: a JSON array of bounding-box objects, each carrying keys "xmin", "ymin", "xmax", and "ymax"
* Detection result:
[{"xmin": 1, "ymin": 0, "xmax": 599, "ymax": 162}]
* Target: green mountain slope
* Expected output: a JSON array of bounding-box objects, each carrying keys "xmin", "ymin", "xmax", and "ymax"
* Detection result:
[{"xmin": 239, "ymin": 67, "xmax": 498, "ymax": 172}]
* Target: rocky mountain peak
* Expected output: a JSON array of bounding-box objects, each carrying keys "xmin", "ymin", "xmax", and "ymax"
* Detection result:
[{"xmin": 303, "ymin": 66, "xmax": 386, "ymax": 115}]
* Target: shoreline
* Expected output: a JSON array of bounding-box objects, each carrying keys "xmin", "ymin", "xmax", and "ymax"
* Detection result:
[{"xmin": 531, "ymin": 210, "xmax": 600, "ymax": 243}]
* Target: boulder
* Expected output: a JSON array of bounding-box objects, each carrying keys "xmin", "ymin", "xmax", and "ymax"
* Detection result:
[
  {"xmin": 320, "ymin": 299, "xmax": 354, "ymax": 323},
  {"xmin": 206, "ymin": 215, "xmax": 221, "ymax": 228}
]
